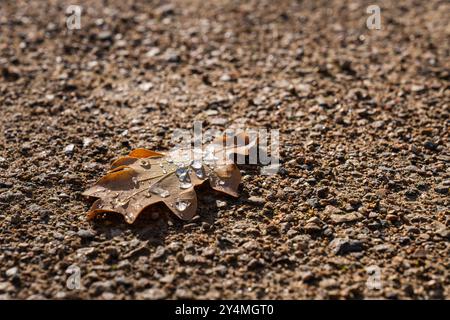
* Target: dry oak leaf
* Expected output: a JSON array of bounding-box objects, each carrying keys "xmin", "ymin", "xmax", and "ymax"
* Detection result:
[{"xmin": 83, "ymin": 133, "xmax": 256, "ymax": 224}]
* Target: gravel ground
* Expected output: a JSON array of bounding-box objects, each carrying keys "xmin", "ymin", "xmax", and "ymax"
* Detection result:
[{"xmin": 0, "ymin": 0, "xmax": 449, "ymax": 299}]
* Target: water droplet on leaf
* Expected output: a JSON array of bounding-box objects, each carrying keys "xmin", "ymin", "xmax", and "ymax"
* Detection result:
[
  {"xmin": 194, "ymin": 167, "xmax": 205, "ymax": 179},
  {"xmin": 140, "ymin": 160, "xmax": 151, "ymax": 169},
  {"xmin": 191, "ymin": 160, "xmax": 202, "ymax": 170},
  {"xmin": 131, "ymin": 177, "xmax": 139, "ymax": 188},
  {"xmin": 176, "ymin": 166, "xmax": 189, "ymax": 180},
  {"xmin": 118, "ymin": 199, "xmax": 130, "ymax": 208},
  {"xmin": 175, "ymin": 199, "xmax": 190, "ymax": 212},
  {"xmin": 176, "ymin": 167, "xmax": 192, "ymax": 189},
  {"xmin": 125, "ymin": 212, "xmax": 133, "ymax": 222},
  {"xmin": 180, "ymin": 181, "xmax": 193, "ymax": 189},
  {"xmin": 150, "ymin": 185, "xmax": 170, "ymax": 198}
]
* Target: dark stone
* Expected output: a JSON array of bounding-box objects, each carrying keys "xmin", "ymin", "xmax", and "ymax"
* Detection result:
[{"xmin": 329, "ymin": 238, "xmax": 364, "ymax": 255}]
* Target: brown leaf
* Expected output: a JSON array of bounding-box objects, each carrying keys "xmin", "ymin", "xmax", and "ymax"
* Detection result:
[{"xmin": 83, "ymin": 133, "xmax": 255, "ymax": 224}]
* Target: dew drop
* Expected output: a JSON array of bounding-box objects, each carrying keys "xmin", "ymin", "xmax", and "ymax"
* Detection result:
[
  {"xmin": 180, "ymin": 181, "xmax": 193, "ymax": 189},
  {"xmin": 194, "ymin": 168, "xmax": 205, "ymax": 179},
  {"xmin": 150, "ymin": 185, "xmax": 170, "ymax": 198},
  {"xmin": 191, "ymin": 160, "xmax": 202, "ymax": 170},
  {"xmin": 175, "ymin": 199, "xmax": 190, "ymax": 212},
  {"xmin": 131, "ymin": 177, "xmax": 139, "ymax": 188},
  {"xmin": 140, "ymin": 160, "xmax": 151, "ymax": 169},
  {"xmin": 118, "ymin": 199, "xmax": 130, "ymax": 208},
  {"xmin": 125, "ymin": 212, "xmax": 133, "ymax": 222},
  {"xmin": 176, "ymin": 166, "xmax": 189, "ymax": 179},
  {"xmin": 176, "ymin": 166, "xmax": 192, "ymax": 186},
  {"xmin": 160, "ymin": 190, "xmax": 170, "ymax": 198},
  {"xmin": 111, "ymin": 192, "xmax": 119, "ymax": 199}
]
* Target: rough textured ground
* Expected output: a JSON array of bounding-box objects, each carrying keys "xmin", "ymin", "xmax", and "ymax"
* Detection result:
[{"xmin": 0, "ymin": 0, "xmax": 449, "ymax": 299}]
